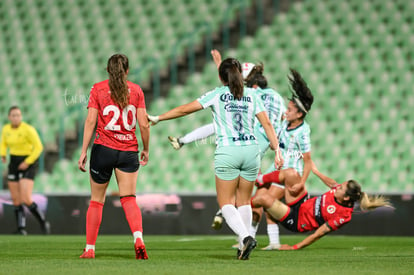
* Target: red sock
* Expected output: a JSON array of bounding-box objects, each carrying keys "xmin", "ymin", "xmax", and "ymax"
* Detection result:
[
  {"xmin": 263, "ymin": 170, "xmax": 280, "ymax": 183},
  {"xmin": 86, "ymin": 200, "xmax": 104, "ymax": 245},
  {"xmin": 250, "ymin": 196, "xmax": 256, "ymax": 208},
  {"xmin": 120, "ymin": 196, "xmax": 143, "ymax": 233}
]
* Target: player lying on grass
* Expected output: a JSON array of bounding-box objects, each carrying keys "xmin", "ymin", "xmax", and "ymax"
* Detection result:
[{"xmin": 252, "ymin": 162, "xmax": 393, "ymax": 250}]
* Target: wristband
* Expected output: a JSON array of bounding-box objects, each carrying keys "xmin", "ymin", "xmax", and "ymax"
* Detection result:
[{"xmin": 292, "ymin": 244, "xmax": 299, "ymax": 250}]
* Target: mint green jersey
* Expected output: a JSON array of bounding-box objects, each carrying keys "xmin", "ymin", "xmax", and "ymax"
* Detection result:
[
  {"xmin": 277, "ymin": 120, "xmax": 311, "ymax": 175},
  {"xmin": 197, "ymin": 86, "xmax": 266, "ymax": 148},
  {"xmin": 255, "ymin": 87, "xmax": 286, "ymax": 134}
]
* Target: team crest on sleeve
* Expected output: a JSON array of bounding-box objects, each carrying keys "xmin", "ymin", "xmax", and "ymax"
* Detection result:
[{"xmin": 327, "ymin": 205, "xmax": 336, "ymax": 214}]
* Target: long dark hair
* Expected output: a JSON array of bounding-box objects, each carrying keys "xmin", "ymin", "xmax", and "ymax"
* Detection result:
[
  {"xmin": 219, "ymin": 58, "xmax": 244, "ymax": 100},
  {"xmin": 245, "ymin": 63, "xmax": 268, "ymax": 89},
  {"xmin": 107, "ymin": 54, "xmax": 129, "ymax": 109},
  {"xmin": 346, "ymin": 180, "xmax": 392, "ymax": 210},
  {"xmin": 288, "ymin": 68, "xmax": 313, "ymax": 118}
]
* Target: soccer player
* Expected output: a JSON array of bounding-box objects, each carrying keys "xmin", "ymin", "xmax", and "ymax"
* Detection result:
[
  {"xmin": 0, "ymin": 106, "xmax": 50, "ymax": 235},
  {"xmin": 147, "ymin": 57, "xmax": 283, "ymax": 260},
  {"xmin": 253, "ymin": 163, "xmax": 393, "ymax": 249},
  {"xmin": 251, "ymin": 69, "xmax": 315, "ymax": 248},
  {"xmin": 168, "ymin": 49, "xmax": 287, "ymax": 250},
  {"xmin": 78, "ymin": 54, "xmax": 150, "ymax": 259}
]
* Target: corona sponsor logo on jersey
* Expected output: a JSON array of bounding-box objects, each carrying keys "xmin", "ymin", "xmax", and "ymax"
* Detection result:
[
  {"xmin": 260, "ymin": 94, "xmax": 274, "ymax": 102},
  {"xmin": 220, "ymin": 93, "xmax": 252, "ymax": 102}
]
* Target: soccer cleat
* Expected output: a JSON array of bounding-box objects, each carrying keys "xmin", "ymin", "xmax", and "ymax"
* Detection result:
[
  {"xmin": 42, "ymin": 221, "xmax": 51, "ymax": 235},
  {"xmin": 211, "ymin": 211, "xmax": 224, "ymax": 230},
  {"xmin": 238, "ymin": 236, "xmax": 257, "ymax": 260},
  {"xmin": 79, "ymin": 249, "xmax": 95, "ymax": 259},
  {"xmin": 14, "ymin": 228, "xmax": 28, "ymax": 235},
  {"xmin": 261, "ymin": 243, "xmax": 281, "ymax": 250},
  {"xmin": 135, "ymin": 238, "xmax": 149, "ymax": 260},
  {"xmin": 168, "ymin": 136, "xmax": 184, "ymax": 150}
]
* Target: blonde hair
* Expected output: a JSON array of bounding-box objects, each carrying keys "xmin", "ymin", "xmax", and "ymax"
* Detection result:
[
  {"xmin": 359, "ymin": 193, "xmax": 393, "ymax": 211},
  {"xmin": 346, "ymin": 180, "xmax": 393, "ymax": 211}
]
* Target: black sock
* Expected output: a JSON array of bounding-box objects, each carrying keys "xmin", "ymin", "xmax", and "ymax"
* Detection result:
[
  {"xmin": 27, "ymin": 202, "xmax": 46, "ymax": 224},
  {"xmin": 14, "ymin": 205, "xmax": 26, "ymax": 230}
]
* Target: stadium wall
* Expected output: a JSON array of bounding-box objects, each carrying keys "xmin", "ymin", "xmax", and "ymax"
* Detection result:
[{"xmin": 0, "ymin": 193, "xmax": 411, "ymax": 236}]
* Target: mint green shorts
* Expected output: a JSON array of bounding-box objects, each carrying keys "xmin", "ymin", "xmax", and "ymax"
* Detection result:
[{"xmin": 214, "ymin": 145, "xmax": 260, "ymax": 181}]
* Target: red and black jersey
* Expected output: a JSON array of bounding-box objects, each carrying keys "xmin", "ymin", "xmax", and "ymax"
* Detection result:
[
  {"xmin": 87, "ymin": 80, "xmax": 146, "ymax": 152},
  {"xmin": 296, "ymin": 185, "xmax": 354, "ymax": 232}
]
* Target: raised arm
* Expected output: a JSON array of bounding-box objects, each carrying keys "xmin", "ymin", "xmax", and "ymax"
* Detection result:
[
  {"xmin": 211, "ymin": 49, "xmax": 222, "ymax": 68},
  {"xmin": 311, "ymin": 160, "xmax": 338, "ymax": 189},
  {"xmin": 279, "ymin": 223, "xmax": 332, "ymax": 250}
]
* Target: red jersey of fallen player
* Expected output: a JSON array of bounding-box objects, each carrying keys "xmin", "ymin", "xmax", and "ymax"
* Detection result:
[{"xmin": 296, "ymin": 185, "xmax": 354, "ymax": 232}]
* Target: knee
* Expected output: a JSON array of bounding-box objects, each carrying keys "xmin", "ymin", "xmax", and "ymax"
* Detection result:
[
  {"xmin": 284, "ymin": 168, "xmax": 299, "ymax": 180},
  {"xmin": 252, "ymin": 193, "xmax": 273, "ymax": 209},
  {"xmin": 287, "ymin": 183, "xmax": 305, "ymax": 197}
]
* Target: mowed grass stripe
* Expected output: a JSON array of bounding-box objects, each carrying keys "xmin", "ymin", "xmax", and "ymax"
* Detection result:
[{"xmin": 0, "ymin": 235, "xmax": 413, "ymax": 275}]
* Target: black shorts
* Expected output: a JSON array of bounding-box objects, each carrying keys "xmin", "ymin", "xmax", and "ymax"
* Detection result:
[
  {"xmin": 8, "ymin": 155, "xmax": 38, "ymax": 181},
  {"xmin": 280, "ymin": 193, "xmax": 310, "ymax": 232},
  {"xmin": 89, "ymin": 144, "xmax": 139, "ymax": 184}
]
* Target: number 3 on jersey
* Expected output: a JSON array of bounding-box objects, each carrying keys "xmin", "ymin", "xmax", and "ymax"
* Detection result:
[
  {"xmin": 103, "ymin": 105, "xmax": 136, "ymax": 131},
  {"xmin": 232, "ymin": 112, "xmax": 243, "ymax": 132}
]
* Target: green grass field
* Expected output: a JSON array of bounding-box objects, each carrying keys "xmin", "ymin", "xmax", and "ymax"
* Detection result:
[{"xmin": 0, "ymin": 235, "xmax": 413, "ymax": 275}]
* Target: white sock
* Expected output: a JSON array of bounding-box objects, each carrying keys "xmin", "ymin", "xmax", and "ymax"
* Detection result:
[
  {"xmin": 267, "ymin": 223, "xmax": 280, "ymax": 245},
  {"xmin": 85, "ymin": 244, "xmax": 95, "ymax": 251},
  {"xmin": 250, "ymin": 221, "xmax": 259, "ymax": 238},
  {"xmin": 180, "ymin": 123, "xmax": 215, "ymax": 144},
  {"xmin": 238, "ymin": 205, "xmax": 252, "ymax": 247},
  {"xmin": 133, "ymin": 231, "xmax": 143, "ymax": 243},
  {"xmin": 221, "ymin": 204, "xmax": 249, "ymax": 247}
]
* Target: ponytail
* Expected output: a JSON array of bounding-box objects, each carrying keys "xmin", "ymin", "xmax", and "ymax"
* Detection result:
[
  {"xmin": 219, "ymin": 58, "xmax": 244, "ymax": 100},
  {"xmin": 359, "ymin": 193, "xmax": 392, "ymax": 211},
  {"xmin": 107, "ymin": 54, "xmax": 129, "ymax": 109},
  {"xmin": 288, "ymin": 68, "xmax": 313, "ymax": 118},
  {"xmin": 346, "ymin": 180, "xmax": 393, "ymax": 210}
]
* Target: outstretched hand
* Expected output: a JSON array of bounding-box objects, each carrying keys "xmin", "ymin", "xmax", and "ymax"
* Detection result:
[
  {"xmin": 147, "ymin": 114, "xmax": 160, "ymax": 126},
  {"xmin": 211, "ymin": 49, "xmax": 222, "ymax": 68}
]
